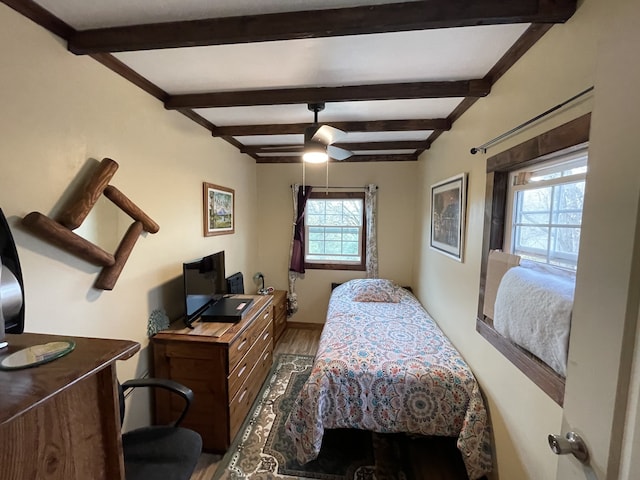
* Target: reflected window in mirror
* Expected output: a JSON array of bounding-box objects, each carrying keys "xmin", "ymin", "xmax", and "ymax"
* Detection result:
[{"xmin": 476, "ymin": 113, "xmax": 591, "ymax": 406}]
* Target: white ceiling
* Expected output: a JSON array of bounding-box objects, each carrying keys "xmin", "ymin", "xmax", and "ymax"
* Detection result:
[
  {"xmin": 7, "ymin": 0, "xmax": 575, "ymax": 162},
  {"xmin": 113, "ymin": 26, "xmax": 528, "ymax": 93}
]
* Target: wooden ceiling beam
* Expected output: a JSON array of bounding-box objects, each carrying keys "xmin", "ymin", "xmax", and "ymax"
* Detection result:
[
  {"xmin": 256, "ymin": 154, "xmax": 418, "ymax": 164},
  {"xmin": 68, "ymin": 0, "xmax": 577, "ymax": 54},
  {"xmin": 212, "ymin": 119, "xmax": 450, "ymax": 136},
  {"xmin": 165, "ymin": 80, "xmax": 489, "ymax": 109},
  {"xmin": 241, "ymin": 140, "xmax": 429, "ymax": 154}
]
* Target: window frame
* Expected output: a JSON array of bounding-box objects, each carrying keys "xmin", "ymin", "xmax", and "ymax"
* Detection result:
[
  {"xmin": 303, "ymin": 191, "xmax": 367, "ymax": 271},
  {"xmin": 477, "ymin": 113, "xmax": 591, "ymax": 406},
  {"xmin": 504, "ymin": 150, "xmax": 588, "ymax": 270}
]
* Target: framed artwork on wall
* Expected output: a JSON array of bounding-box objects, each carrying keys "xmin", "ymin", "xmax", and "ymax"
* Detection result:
[
  {"xmin": 203, "ymin": 182, "xmax": 234, "ymax": 236},
  {"xmin": 430, "ymin": 172, "xmax": 467, "ymax": 262}
]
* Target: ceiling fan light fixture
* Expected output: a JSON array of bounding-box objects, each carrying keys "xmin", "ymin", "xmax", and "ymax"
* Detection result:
[
  {"xmin": 302, "ymin": 141, "xmax": 329, "ymax": 163},
  {"xmin": 303, "ymin": 150, "xmax": 329, "ymax": 163}
]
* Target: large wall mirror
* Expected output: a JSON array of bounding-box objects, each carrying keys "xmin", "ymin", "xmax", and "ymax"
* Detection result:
[{"xmin": 476, "ymin": 113, "xmax": 591, "ymax": 406}]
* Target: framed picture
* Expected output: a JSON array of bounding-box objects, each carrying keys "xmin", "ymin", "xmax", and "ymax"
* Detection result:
[
  {"xmin": 430, "ymin": 173, "xmax": 467, "ymax": 261},
  {"xmin": 203, "ymin": 183, "xmax": 235, "ymax": 236}
]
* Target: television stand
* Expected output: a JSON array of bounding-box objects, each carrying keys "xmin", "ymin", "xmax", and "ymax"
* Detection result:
[{"xmin": 152, "ymin": 295, "xmax": 273, "ymax": 452}]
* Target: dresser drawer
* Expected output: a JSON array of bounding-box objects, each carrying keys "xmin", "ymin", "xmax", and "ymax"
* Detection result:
[
  {"xmin": 228, "ymin": 304, "xmax": 272, "ymax": 372},
  {"xmin": 274, "ymin": 311, "xmax": 286, "ymax": 342},
  {"xmin": 273, "ymin": 291, "xmax": 287, "ymax": 319},
  {"xmin": 270, "ymin": 290, "xmax": 288, "ymax": 344},
  {"xmin": 228, "ymin": 344, "xmax": 273, "ymax": 438},
  {"xmin": 228, "ymin": 321, "xmax": 272, "ymax": 400}
]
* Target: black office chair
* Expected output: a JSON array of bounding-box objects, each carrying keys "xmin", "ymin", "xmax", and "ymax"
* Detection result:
[{"xmin": 119, "ymin": 378, "xmax": 203, "ymax": 480}]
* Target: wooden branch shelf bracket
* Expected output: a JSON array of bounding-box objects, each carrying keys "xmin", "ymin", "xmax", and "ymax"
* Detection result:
[{"xmin": 22, "ymin": 158, "xmax": 160, "ymax": 291}]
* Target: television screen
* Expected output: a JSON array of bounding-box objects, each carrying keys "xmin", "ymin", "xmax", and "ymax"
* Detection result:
[{"xmin": 183, "ymin": 251, "xmax": 226, "ymax": 322}]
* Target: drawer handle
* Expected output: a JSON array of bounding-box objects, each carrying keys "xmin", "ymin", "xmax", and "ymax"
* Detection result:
[
  {"xmin": 238, "ymin": 389, "xmax": 247, "ymax": 404},
  {"xmin": 263, "ymin": 312, "xmax": 270, "ymax": 320},
  {"xmin": 263, "ymin": 332, "xmax": 270, "ymax": 341},
  {"xmin": 237, "ymin": 339, "xmax": 247, "ymax": 351},
  {"xmin": 237, "ymin": 364, "xmax": 247, "ymax": 378},
  {"xmin": 263, "ymin": 351, "xmax": 270, "ymax": 361}
]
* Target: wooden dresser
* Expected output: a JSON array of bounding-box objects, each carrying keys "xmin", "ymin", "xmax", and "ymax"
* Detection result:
[
  {"xmin": 151, "ymin": 294, "xmax": 273, "ymax": 452},
  {"xmin": 270, "ymin": 289, "xmax": 288, "ymax": 344},
  {"xmin": 0, "ymin": 333, "xmax": 139, "ymax": 480}
]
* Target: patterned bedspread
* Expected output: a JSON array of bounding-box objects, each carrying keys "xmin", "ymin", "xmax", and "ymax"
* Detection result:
[{"xmin": 284, "ymin": 279, "xmax": 492, "ymax": 480}]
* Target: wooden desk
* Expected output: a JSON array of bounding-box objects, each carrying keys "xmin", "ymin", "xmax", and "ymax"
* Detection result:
[
  {"xmin": 152, "ymin": 295, "xmax": 273, "ymax": 452},
  {"xmin": 0, "ymin": 333, "xmax": 140, "ymax": 480}
]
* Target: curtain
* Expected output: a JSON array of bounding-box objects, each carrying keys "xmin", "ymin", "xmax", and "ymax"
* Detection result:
[
  {"xmin": 287, "ymin": 184, "xmax": 312, "ymax": 316},
  {"xmin": 365, "ymin": 184, "xmax": 379, "ymax": 278}
]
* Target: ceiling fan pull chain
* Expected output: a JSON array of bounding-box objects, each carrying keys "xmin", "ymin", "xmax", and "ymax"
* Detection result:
[{"xmin": 326, "ymin": 161, "xmax": 329, "ymax": 195}]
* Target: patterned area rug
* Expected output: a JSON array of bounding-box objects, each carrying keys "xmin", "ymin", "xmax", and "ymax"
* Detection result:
[{"xmin": 212, "ymin": 354, "xmax": 413, "ymax": 480}]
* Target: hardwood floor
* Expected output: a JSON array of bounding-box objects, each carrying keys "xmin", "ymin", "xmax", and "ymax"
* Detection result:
[
  {"xmin": 189, "ymin": 325, "xmax": 474, "ymax": 480},
  {"xmin": 189, "ymin": 326, "xmax": 322, "ymax": 480}
]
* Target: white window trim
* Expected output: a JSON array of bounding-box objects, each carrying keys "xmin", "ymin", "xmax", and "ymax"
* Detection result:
[
  {"xmin": 504, "ymin": 147, "xmax": 588, "ymax": 271},
  {"xmin": 303, "ymin": 192, "xmax": 367, "ymax": 271}
]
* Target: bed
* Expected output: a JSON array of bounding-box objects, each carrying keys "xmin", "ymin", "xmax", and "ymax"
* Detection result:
[{"xmin": 284, "ymin": 279, "xmax": 492, "ymax": 480}]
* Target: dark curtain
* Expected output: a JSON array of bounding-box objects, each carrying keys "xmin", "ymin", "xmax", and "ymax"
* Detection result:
[{"xmin": 289, "ymin": 186, "xmax": 313, "ymax": 273}]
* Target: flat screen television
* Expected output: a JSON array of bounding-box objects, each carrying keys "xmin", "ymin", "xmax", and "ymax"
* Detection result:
[
  {"xmin": 183, "ymin": 250, "xmax": 227, "ymax": 325},
  {"xmin": 0, "ymin": 208, "xmax": 25, "ymax": 349},
  {"xmin": 182, "ymin": 250, "xmax": 253, "ymax": 327}
]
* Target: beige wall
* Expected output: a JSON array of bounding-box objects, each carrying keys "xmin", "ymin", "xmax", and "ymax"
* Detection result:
[
  {"xmin": 256, "ymin": 161, "xmax": 418, "ymax": 324},
  {"xmin": 412, "ymin": 0, "xmax": 615, "ymax": 478},
  {"xmin": 4, "ymin": 0, "xmax": 635, "ymax": 477},
  {"xmin": 0, "ymin": 5, "xmax": 258, "ymax": 428}
]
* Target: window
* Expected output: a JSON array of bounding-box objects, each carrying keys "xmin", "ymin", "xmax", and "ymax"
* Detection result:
[
  {"xmin": 505, "ymin": 150, "xmax": 588, "ymax": 270},
  {"xmin": 304, "ymin": 192, "xmax": 366, "ymax": 270},
  {"xmin": 476, "ymin": 113, "xmax": 591, "ymax": 406}
]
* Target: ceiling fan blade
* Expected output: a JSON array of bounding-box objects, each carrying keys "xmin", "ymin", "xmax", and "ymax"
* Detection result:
[
  {"xmin": 311, "ymin": 124, "xmax": 347, "ymax": 145},
  {"xmin": 327, "ymin": 145, "xmax": 353, "ymax": 161}
]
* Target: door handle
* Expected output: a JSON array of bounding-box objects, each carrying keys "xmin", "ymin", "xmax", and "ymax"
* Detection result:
[{"xmin": 548, "ymin": 432, "xmax": 589, "ymax": 463}]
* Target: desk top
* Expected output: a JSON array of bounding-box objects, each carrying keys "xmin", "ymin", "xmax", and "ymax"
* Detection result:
[
  {"xmin": 152, "ymin": 294, "xmax": 272, "ymax": 344},
  {"xmin": 0, "ymin": 332, "xmax": 140, "ymax": 425}
]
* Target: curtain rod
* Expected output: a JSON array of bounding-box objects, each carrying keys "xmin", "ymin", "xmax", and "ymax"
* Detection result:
[
  {"xmin": 290, "ymin": 185, "xmax": 376, "ymax": 190},
  {"xmin": 470, "ymin": 86, "xmax": 594, "ymax": 155}
]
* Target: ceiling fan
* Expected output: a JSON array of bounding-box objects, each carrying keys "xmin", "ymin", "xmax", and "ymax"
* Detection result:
[
  {"xmin": 262, "ymin": 103, "xmax": 353, "ymax": 162},
  {"xmin": 302, "ymin": 103, "xmax": 353, "ymax": 163}
]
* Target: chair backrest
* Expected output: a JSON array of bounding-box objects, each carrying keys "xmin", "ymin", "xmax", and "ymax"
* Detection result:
[{"xmin": 118, "ymin": 382, "xmax": 125, "ymax": 426}]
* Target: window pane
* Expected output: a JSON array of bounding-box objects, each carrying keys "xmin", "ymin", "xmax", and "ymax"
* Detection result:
[
  {"xmin": 325, "ymin": 241, "xmax": 342, "ymax": 254},
  {"xmin": 516, "ymin": 212, "xmax": 550, "ymax": 225},
  {"xmin": 343, "ymin": 241, "xmax": 359, "ymax": 255},
  {"xmin": 551, "ymin": 227, "xmax": 581, "ymax": 255},
  {"xmin": 519, "ymin": 188, "xmax": 551, "ymax": 211},
  {"xmin": 308, "ymin": 241, "xmax": 323, "ymax": 254},
  {"xmin": 508, "ymin": 155, "xmax": 586, "ymax": 271},
  {"xmin": 557, "ymin": 182, "xmax": 585, "ymax": 209},
  {"xmin": 515, "ymin": 225, "xmax": 549, "ymax": 251},
  {"xmin": 325, "ymin": 214, "xmax": 343, "ymax": 226},
  {"xmin": 305, "ymin": 197, "xmax": 364, "ymax": 266}
]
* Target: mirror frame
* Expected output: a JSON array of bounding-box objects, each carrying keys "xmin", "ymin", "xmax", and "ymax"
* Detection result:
[{"xmin": 476, "ymin": 113, "xmax": 591, "ymax": 406}]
